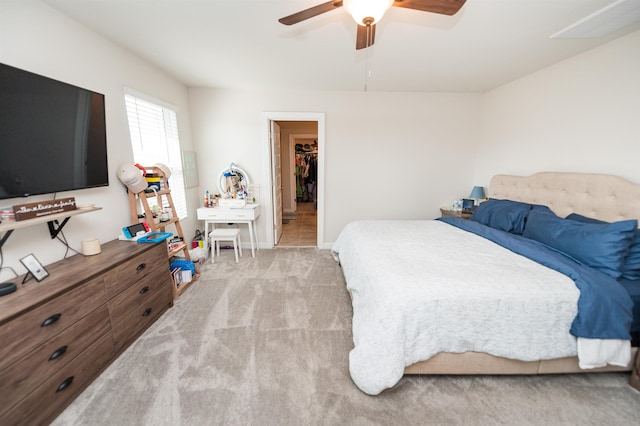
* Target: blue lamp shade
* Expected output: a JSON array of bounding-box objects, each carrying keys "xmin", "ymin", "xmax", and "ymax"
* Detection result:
[{"xmin": 469, "ymin": 186, "xmax": 486, "ymax": 199}]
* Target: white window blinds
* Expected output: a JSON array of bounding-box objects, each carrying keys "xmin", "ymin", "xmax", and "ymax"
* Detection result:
[{"xmin": 124, "ymin": 90, "xmax": 187, "ymax": 219}]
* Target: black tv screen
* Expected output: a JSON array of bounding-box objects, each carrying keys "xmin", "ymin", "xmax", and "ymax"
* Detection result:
[{"xmin": 0, "ymin": 63, "xmax": 109, "ymax": 200}]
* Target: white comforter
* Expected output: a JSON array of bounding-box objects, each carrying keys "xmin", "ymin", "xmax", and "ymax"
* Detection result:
[{"xmin": 332, "ymin": 220, "xmax": 629, "ymax": 395}]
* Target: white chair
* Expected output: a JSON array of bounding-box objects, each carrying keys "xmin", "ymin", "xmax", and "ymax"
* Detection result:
[{"xmin": 209, "ymin": 228, "xmax": 242, "ymax": 263}]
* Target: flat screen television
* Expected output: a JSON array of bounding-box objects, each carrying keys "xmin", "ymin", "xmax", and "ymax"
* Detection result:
[{"xmin": 0, "ymin": 63, "xmax": 109, "ymax": 201}]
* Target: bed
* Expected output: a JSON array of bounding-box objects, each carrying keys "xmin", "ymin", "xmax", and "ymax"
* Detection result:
[{"xmin": 332, "ymin": 172, "xmax": 640, "ymax": 395}]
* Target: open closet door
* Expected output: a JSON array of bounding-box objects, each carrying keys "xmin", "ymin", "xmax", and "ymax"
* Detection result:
[{"xmin": 271, "ymin": 121, "xmax": 283, "ymax": 244}]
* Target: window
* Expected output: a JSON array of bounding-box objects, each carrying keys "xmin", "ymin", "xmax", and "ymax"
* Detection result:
[{"xmin": 124, "ymin": 89, "xmax": 187, "ymax": 218}]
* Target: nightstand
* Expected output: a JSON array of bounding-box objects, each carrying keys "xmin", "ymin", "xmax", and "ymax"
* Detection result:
[{"xmin": 440, "ymin": 208, "xmax": 472, "ymax": 220}]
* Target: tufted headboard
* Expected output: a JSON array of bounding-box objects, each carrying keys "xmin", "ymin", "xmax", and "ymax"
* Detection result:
[{"xmin": 489, "ymin": 172, "xmax": 640, "ymax": 224}]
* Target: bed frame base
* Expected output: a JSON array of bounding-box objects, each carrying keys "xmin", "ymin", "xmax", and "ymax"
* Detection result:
[{"xmin": 404, "ymin": 348, "xmax": 637, "ymax": 375}]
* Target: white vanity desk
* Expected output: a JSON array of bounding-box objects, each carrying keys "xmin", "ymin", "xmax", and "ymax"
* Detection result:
[{"xmin": 196, "ymin": 205, "xmax": 261, "ymax": 257}]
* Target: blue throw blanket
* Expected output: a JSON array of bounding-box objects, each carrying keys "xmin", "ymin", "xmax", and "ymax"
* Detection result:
[{"xmin": 439, "ymin": 217, "xmax": 633, "ymax": 340}]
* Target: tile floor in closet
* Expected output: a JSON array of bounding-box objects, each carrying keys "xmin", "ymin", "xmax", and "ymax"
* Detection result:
[{"xmin": 278, "ymin": 202, "xmax": 317, "ymax": 247}]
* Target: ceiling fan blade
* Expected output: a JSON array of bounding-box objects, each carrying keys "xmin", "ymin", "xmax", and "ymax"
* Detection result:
[
  {"xmin": 279, "ymin": 1, "xmax": 343, "ymax": 25},
  {"xmin": 392, "ymin": 0, "xmax": 466, "ymax": 16},
  {"xmin": 355, "ymin": 24, "xmax": 376, "ymax": 50}
]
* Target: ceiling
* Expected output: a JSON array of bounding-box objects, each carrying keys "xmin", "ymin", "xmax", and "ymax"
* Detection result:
[{"xmin": 44, "ymin": 0, "xmax": 640, "ymax": 93}]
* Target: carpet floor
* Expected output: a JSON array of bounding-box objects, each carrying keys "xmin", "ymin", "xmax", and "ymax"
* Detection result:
[{"xmin": 52, "ymin": 248, "xmax": 640, "ymax": 426}]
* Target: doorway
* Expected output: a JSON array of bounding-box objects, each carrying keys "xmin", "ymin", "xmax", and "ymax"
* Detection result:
[
  {"xmin": 279, "ymin": 132, "xmax": 318, "ymax": 246},
  {"xmin": 262, "ymin": 112, "xmax": 325, "ymax": 249}
]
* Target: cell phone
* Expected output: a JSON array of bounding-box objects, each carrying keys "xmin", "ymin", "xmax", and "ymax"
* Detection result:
[{"xmin": 122, "ymin": 222, "xmax": 150, "ymax": 239}]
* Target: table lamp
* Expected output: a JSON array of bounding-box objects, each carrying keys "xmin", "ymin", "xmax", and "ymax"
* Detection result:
[{"xmin": 469, "ymin": 186, "xmax": 486, "ymax": 204}]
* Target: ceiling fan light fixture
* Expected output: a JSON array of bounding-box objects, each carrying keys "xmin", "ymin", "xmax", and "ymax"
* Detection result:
[{"xmin": 343, "ymin": 0, "xmax": 394, "ymax": 26}]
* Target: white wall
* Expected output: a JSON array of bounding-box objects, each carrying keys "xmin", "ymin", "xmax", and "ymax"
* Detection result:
[
  {"xmin": 0, "ymin": 1, "xmax": 198, "ymax": 281},
  {"xmin": 189, "ymin": 88, "xmax": 483, "ymax": 245},
  {"xmin": 190, "ymin": 23, "xmax": 640, "ymax": 248},
  {"xmin": 475, "ymin": 29, "xmax": 640, "ymax": 186}
]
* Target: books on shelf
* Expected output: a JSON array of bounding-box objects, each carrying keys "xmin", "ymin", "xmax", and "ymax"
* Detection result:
[{"xmin": 171, "ymin": 267, "xmax": 182, "ymax": 289}]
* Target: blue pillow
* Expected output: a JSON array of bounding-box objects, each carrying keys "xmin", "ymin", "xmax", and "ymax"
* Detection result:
[
  {"xmin": 471, "ymin": 199, "xmax": 550, "ymax": 235},
  {"xmin": 523, "ymin": 210, "xmax": 637, "ymax": 278},
  {"xmin": 567, "ymin": 213, "xmax": 640, "ymax": 280}
]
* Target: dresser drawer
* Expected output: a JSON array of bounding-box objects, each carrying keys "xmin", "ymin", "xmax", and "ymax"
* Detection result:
[
  {"xmin": 0, "ymin": 277, "xmax": 106, "ymax": 372},
  {"xmin": 108, "ymin": 266, "xmax": 171, "ymax": 324},
  {"xmin": 112, "ymin": 283, "xmax": 172, "ymax": 351},
  {"xmin": 2, "ymin": 331, "xmax": 115, "ymax": 426},
  {"xmin": 0, "ymin": 304, "xmax": 112, "ymax": 417},
  {"xmin": 103, "ymin": 243, "xmax": 168, "ymax": 299}
]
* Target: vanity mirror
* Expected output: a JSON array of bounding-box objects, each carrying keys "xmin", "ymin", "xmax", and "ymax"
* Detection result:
[{"xmin": 218, "ymin": 163, "xmax": 250, "ymax": 196}]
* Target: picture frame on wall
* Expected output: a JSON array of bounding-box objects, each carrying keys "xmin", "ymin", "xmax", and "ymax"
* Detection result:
[{"xmin": 182, "ymin": 150, "xmax": 199, "ymax": 188}]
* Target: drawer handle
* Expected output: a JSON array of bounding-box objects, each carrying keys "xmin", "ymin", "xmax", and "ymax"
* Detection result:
[
  {"xmin": 139, "ymin": 285, "xmax": 150, "ymax": 294},
  {"xmin": 41, "ymin": 313, "xmax": 62, "ymax": 327},
  {"xmin": 142, "ymin": 307, "xmax": 152, "ymax": 317},
  {"xmin": 49, "ymin": 345, "xmax": 68, "ymax": 361},
  {"xmin": 56, "ymin": 376, "xmax": 74, "ymax": 393},
  {"xmin": 136, "ymin": 263, "xmax": 147, "ymax": 271}
]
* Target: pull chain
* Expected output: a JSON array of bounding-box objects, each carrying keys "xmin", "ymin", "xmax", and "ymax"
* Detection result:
[{"xmin": 364, "ymin": 45, "xmax": 371, "ymax": 92}]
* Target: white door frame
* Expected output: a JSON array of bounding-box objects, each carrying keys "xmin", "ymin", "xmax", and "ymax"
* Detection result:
[
  {"xmin": 271, "ymin": 121, "xmax": 283, "ymax": 244},
  {"xmin": 262, "ymin": 112, "xmax": 325, "ymax": 249}
]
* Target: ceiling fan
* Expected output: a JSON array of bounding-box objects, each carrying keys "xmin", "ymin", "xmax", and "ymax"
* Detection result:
[{"xmin": 279, "ymin": 0, "xmax": 467, "ymax": 50}]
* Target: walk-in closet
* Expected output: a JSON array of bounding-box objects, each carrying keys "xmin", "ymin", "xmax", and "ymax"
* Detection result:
[{"xmin": 294, "ymin": 141, "xmax": 318, "ymax": 207}]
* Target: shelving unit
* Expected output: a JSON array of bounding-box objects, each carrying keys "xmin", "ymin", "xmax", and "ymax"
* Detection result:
[
  {"xmin": 127, "ymin": 166, "xmax": 196, "ymax": 298},
  {"xmin": 0, "ymin": 206, "xmax": 101, "ymax": 250}
]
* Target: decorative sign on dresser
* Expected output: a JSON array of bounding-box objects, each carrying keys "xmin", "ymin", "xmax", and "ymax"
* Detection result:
[{"xmin": 12, "ymin": 197, "xmax": 77, "ymax": 221}]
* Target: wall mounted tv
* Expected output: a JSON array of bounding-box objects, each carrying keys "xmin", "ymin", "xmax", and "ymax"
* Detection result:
[{"xmin": 0, "ymin": 63, "xmax": 109, "ymax": 201}]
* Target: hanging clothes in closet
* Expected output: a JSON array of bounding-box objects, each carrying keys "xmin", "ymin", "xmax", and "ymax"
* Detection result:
[{"xmin": 295, "ymin": 143, "xmax": 317, "ymax": 204}]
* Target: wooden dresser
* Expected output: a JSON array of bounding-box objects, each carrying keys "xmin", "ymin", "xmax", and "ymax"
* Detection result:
[{"xmin": 0, "ymin": 240, "xmax": 173, "ymax": 425}]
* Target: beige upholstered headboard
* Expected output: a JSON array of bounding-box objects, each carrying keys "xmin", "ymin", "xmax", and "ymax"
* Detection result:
[{"xmin": 489, "ymin": 172, "xmax": 640, "ymax": 224}]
